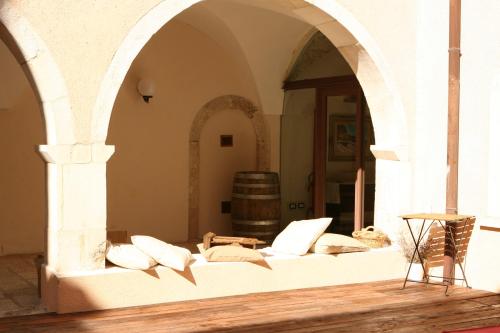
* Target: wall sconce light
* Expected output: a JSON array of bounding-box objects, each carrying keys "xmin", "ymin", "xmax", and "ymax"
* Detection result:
[{"xmin": 137, "ymin": 79, "xmax": 155, "ymax": 103}]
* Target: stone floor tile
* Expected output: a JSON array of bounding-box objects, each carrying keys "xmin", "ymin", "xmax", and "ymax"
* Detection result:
[
  {"xmin": 0, "ymin": 278, "xmax": 31, "ymax": 291},
  {"xmin": 0, "ymin": 298, "xmax": 21, "ymax": 313},
  {"xmin": 0, "ymin": 254, "xmax": 47, "ymax": 318},
  {"xmin": 10, "ymin": 293, "xmax": 40, "ymax": 308}
]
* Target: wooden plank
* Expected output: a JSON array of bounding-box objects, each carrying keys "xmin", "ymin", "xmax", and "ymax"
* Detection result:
[
  {"xmin": 313, "ymin": 88, "xmax": 326, "ymax": 217},
  {"xmin": 0, "ymin": 280, "xmax": 497, "ymax": 333},
  {"xmin": 354, "ymin": 88, "xmax": 365, "ymax": 231},
  {"xmin": 283, "ymin": 75, "xmax": 358, "ymax": 90}
]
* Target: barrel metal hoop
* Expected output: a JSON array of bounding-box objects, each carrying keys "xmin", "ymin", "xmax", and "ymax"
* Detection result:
[
  {"xmin": 233, "ymin": 183, "xmax": 279, "ymax": 189},
  {"xmin": 234, "ymin": 173, "xmax": 278, "ymax": 180},
  {"xmin": 232, "ymin": 193, "xmax": 280, "ymax": 200},
  {"xmin": 232, "ymin": 219, "xmax": 280, "ymax": 226}
]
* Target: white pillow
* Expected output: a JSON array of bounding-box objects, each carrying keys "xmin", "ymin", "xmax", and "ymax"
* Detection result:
[
  {"xmin": 131, "ymin": 235, "xmax": 192, "ymax": 271},
  {"xmin": 271, "ymin": 218, "xmax": 332, "ymax": 255},
  {"xmin": 106, "ymin": 243, "xmax": 157, "ymax": 270}
]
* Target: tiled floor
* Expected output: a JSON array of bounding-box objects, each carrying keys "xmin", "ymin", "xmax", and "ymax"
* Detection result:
[{"xmin": 0, "ymin": 254, "xmax": 47, "ymax": 318}]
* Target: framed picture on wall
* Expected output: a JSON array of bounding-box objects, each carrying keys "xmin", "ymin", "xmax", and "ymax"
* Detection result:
[{"xmin": 328, "ymin": 116, "xmax": 375, "ymax": 161}]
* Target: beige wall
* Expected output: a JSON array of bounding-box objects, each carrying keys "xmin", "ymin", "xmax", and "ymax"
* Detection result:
[
  {"xmin": 107, "ymin": 20, "xmax": 259, "ymax": 242},
  {"xmin": 0, "ymin": 39, "xmax": 45, "ymax": 255},
  {"xmin": 199, "ymin": 109, "xmax": 256, "ymax": 237}
]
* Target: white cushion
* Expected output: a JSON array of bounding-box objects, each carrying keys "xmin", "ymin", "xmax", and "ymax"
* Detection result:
[
  {"xmin": 271, "ymin": 218, "xmax": 332, "ymax": 255},
  {"xmin": 106, "ymin": 243, "xmax": 157, "ymax": 270},
  {"xmin": 310, "ymin": 233, "xmax": 369, "ymax": 254},
  {"xmin": 131, "ymin": 235, "xmax": 192, "ymax": 271}
]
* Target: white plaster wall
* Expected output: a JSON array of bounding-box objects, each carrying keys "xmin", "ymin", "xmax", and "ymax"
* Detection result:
[
  {"xmin": 0, "ymin": 39, "xmax": 45, "ymax": 255},
  {"xmin": 333, "ymin": 0, "xmax": 417, "ymax": 137},
  {"xmin": 106, "ymin": 20, "xmax": 260, "ymax": 242},
  {"xmin": 199, "ymin": 109, "xmax": 256, "ymax": 237},
  {"xmin": 413, "ymin": 0, "xmax": 449, "ymax": 213},
  {"xmin": 410, "ymin": 0, "xmax": 500, "ymax": 292},
  {"xmin": 460, "ymin": 0, "xmax": 500, "ymax": 217},
  {"xmin": 458, "ymin": 0, "xmax": 500, "ymax": 292}
]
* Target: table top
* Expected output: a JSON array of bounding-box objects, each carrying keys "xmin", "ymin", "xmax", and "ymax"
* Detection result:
[{"xmin": 400, "ymin": 213, "xmax": 474, "ymax": 222}]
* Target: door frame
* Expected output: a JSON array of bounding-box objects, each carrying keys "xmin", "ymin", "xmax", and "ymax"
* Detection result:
[{"xmin": 283, "ymin": 75, "xmax": 367, "ymax": 231}]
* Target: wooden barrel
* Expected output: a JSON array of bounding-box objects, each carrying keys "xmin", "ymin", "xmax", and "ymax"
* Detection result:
[{"xmin": 231, "ymin": 171, "xmax": 281, "ymax": 243}]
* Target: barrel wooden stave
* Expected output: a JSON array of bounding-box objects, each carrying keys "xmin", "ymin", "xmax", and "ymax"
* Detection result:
[{"xmin": 231, "ymin": 172, "xmax": 281, "ymax": 243}]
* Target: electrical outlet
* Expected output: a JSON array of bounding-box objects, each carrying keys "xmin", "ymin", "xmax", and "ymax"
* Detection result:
[
  {"xmin": 297, "ymin": 202, "xmax": 305, "ymax": 209},
  {"xmin": 289, "ymin": 202, "xmax": 297, "ymax": 210}
]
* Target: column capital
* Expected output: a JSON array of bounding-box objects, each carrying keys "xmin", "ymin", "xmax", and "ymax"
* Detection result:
[
  {"xmin": 369, "ymin": 145, "xmax": 408, "ymax": 161},
  {"xmin": 39, "ymin": 143, "xmax": 115, "ymax": 164}
]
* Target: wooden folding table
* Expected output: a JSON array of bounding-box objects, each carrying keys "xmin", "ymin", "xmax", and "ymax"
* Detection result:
[{"xmin": 400, "ymin": 213, "xmax": 475, "ymax": 294}]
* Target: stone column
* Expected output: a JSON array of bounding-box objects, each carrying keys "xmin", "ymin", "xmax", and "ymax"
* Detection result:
[{"xmin": 39, "ymin": 143, "xmax": 114, "ymax": 273}]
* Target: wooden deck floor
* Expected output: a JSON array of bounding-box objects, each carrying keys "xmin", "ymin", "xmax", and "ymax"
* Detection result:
[{"xmin": 0, "ymin": 279, "xmax": 498, "ymax": 333}]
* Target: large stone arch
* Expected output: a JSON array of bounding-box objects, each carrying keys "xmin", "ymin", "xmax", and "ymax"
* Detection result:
[
  {"xmin": 91, "ymin": 0, "xmax": 408, "ymax": 153},
  {"xmin": 1, "ymin": 3, "xmax": 111, "ymax": 275},
  {"xmin": 188, "ymin": 95, "xmax": 269, "ymax": 240},
  {"xmin": 91, "ymin": 0, "xmax": 411, "ymax": 243},
  {"xmin": 0, "ymin": 2, "xmax": 78, "ymax": 271},
  {"xmin": 0, "ymin": 2, "xmax": 75, "ymax": 144}
]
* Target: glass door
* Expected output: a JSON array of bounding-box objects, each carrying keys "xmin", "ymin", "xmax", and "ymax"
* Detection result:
[{"xmin": 314, "ymin": 82, "xmax": 375, "ymax": 234}]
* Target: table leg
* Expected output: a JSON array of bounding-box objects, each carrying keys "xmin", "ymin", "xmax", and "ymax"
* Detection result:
[
  {"xmin": 403, "ymin": 219, "xmax": 428, "ymax": 289},
  {"xmin": 443, "ymin": 221, "xmax": 456, "ymax": 286},
  {"xmin": 444, "ymin": 221, "xmax": 470, "ymax": 288}
]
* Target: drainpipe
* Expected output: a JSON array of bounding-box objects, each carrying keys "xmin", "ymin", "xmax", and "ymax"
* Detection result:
[
  {"xmin": 446, "ymin": 0, "xmax": 461, "ymax": 215},
  {"xmin": 444, "ymin": 0, "xmax": 461, "ymax": 284}
]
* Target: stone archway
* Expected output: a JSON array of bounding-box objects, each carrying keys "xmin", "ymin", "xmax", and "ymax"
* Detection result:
[
  {"xmin": 0, "ymin": 3, "xmax": 74, "ymax": 145},
  {"xmin": 188, "ymin": 95, "xmax": 269, "ymax": 240},
  {"xmin": 91, "ymin": 0, "xmax": 408, "ymax": 151},
  {"xmin": 91, "ymin": 0, "xmax": 411, "ymax": 242},
  {"xmin": 0, "ymin": 4, "xmax": 108, "ymax": 274}
]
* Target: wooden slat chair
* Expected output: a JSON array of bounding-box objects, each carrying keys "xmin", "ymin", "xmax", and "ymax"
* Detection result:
[{"xmin": 425, "ymin": 216, "xmax": 476, "ymax": 288}]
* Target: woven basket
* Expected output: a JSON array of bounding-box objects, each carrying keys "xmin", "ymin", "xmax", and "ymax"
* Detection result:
[{"xmin": 352, "ymin": 226, "xmax": 390, "ymax": 248}]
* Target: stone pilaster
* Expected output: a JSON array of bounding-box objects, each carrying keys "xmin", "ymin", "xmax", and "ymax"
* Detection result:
[{"xmin": 39, "ymin": 143, "xmax": 114, "ymax": 273}]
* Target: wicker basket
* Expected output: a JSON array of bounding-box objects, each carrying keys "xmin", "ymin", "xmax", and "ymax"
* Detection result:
[{"xmin": 352, "ymin": 226, "xmax": 390, "ymax": 248}]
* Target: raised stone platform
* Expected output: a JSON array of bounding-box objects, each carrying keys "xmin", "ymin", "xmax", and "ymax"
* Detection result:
[{"xmin": 42, "ymin": 247, "xmax": 407, "ymax": 313}]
